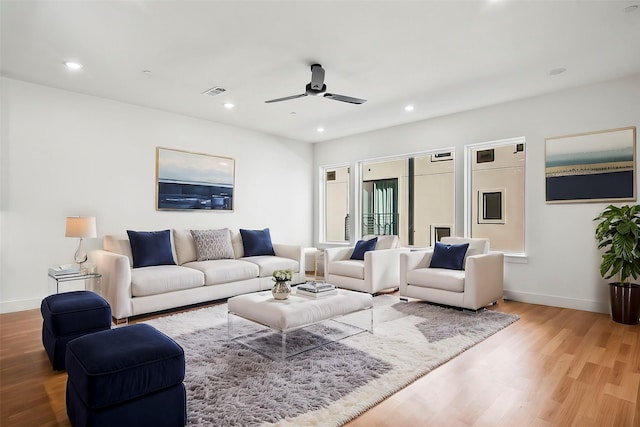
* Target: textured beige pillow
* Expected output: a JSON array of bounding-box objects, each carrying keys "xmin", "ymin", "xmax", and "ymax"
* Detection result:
[{"xmin": 190, "ymin": 229, "xmax": 235, "ymax": 261}]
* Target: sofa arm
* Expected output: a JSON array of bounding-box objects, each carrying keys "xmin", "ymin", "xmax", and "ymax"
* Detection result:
[
  {"xmin": 399, "ymin": 250, "xmax": 434, "ymax": 295},
  {"xmin": 364, "ymin": 247, "xmax": 411, "ymax": 293},
  {"xmin": 463, "ymin": 252, "xmax": 504, "ymax": 309},
  {"xmin": 273, "ymin": 243, "xmax": 304, "ymax": 273},
  {"xmin": 89, "ymin": 249, "xmax": 132, "ymax": 320},
  {"xmin": 324, "ymin": 247, "xmax": 354, "ymax": 275}
]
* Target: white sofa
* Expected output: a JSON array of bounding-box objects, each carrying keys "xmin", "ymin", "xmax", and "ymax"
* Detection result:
[
  {"xmin": 90, "ymin": 229, "xmax": 305, "ymax": 322},
  {"xmin": 324, "ymin": 235, "xmax": 410, "ymax": 294},
  {"xmin": 399, "ymin": 237, "xmax": 503, "ymax": 310}
]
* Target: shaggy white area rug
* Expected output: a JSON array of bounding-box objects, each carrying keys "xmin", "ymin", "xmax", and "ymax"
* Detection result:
[{"xmin": 143, "ymin": 295, "xmax": 518, "ymax": 426}]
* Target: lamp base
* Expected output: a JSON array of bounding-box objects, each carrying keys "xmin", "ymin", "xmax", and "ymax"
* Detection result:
[{"xmin": 74, "ymin": 238, "xmax": 88, "ymax": 266}]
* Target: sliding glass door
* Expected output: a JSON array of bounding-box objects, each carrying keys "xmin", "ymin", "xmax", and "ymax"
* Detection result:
[{"xmin": 362, "ymin": 178, "xmax": 399, "ymax": 236}]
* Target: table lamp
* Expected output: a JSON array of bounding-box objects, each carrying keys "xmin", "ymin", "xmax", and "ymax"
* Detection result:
[{"xmin": 65, "ymin": 216, "xmax": 97, "ymax": 271}]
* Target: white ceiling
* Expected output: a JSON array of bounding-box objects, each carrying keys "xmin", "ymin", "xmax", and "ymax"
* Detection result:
[{"xmin": 2, "ymin": 1, "xmax": 639, "ymax": 143}]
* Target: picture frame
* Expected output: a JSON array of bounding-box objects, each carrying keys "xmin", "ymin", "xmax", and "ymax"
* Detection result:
[
  {"xmin": 545, "ymin": 127, "xmax": 636, "ymax": 203},
  {"xmin": 156, "ymin": 147, "xmax": 235, "ymax": 211}
]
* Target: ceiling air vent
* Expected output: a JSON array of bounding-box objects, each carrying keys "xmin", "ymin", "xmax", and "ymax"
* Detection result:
[{"xmin": 202, "ymin": 86, "xmax": 227, "ymax": 97}]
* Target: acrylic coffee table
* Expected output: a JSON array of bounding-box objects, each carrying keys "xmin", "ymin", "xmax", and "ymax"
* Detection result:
[{"xmin": 227, "ymin": 288, "xmax": 373, "ymax": 360}]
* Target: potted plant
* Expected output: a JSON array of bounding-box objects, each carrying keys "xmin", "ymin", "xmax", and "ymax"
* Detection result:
[
  {"xmin": 271, "ymin": 269, "xmax": 293, "ymax": 300},
  {"xmin": 594, "ymin": 204, "xmax": 640, "ymax": 325}
]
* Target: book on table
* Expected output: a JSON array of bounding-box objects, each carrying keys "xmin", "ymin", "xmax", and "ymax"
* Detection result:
[
  {"xmin": 297, "ymin": 281, "xmax": 335, "ymax": 293},
  {"xmin": 48, "ymin": 264, "xmax": 81, "ymax": 277},
  {"xmin": 296, "ymin": 288, "xmax": 338, "ymax": 298}
]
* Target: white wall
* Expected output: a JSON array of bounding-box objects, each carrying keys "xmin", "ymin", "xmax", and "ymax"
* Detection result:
[
  {"xmin": 314, "ymin": 73, "xmax": 640, "ymax": 313},
  {"xmin": 0, "ymin": 77, "xmax": 313, "ymax": 313}
]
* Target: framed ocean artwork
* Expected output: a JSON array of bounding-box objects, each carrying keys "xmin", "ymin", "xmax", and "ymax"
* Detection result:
[
  {"xmin": 156, "ymin": 147, "xmax": 235, "ymax": 211},
  {"xmin": 545, "ymin": 127, "xmax": 636, "ymax": 203}
]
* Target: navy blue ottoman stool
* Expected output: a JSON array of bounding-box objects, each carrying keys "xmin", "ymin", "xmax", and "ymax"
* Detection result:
[
  {"xmin": 41, "ymin": 290, "xmax": 112, "ymax": 371},
  {"xmin": 65, "ymin": 323, "xmax": 186, "ymax": 427}
]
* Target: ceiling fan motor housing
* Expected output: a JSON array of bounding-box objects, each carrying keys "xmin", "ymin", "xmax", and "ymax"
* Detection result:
[{"xmin": 306, "ymin": 82, "xmax": 327, "ymax": 96}]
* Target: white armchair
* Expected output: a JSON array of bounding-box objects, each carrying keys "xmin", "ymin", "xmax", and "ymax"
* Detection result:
[
  {"xmin": 399, "ymin": 237, "xmax": 504, "ymax": 310},
  {"xmin": 324, "ymin": 235, "xmax": 410, "ymax": 294}
]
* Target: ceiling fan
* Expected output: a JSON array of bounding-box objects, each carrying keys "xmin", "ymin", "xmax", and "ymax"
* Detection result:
[{"xmin": 265, "ymin": 64, "xmax": 367, "ymax": 105}]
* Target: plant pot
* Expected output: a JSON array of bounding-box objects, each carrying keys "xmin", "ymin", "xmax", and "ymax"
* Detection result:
[
  {"xmin": 272, "ymin": 280, "xmax": 291, "ymax": 300},
  {"xmin": 609, "ymin": 282, "xmax": 640, "ymax": 325}
]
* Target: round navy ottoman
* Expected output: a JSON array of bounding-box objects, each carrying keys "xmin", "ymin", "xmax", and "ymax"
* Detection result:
[
  {"xmin": 65, "ymin": 323, "xmax": 186, "ymax": 427},
  {"xmin": 41, "ymin": 290, "xmax": 112, "ymax": 371}
]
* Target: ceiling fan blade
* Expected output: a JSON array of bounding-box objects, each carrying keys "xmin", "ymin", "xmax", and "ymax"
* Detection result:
[
  {"xmin": 323, "ymin": 93, "xmax": 367, "ymax": 104},
  {"xmin": 264, "ymin": 93, "xmax": 307, "ymax": 104}
]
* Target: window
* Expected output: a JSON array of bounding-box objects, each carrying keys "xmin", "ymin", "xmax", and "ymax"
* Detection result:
[
  {"xmin": 478, "ymin": 189, "xmax": 505, "ymax": 224},
  {"xmin": 322, "ymin": 165, "xmax": 350, "ymax": 242},
  {"xmin": 465, "ymin": 137, "xmax": 525, "ymax": 253},
  {"xmin": 362, "ymin": 178, "xmax": 399, "ymax": 236},
  {"xmin": 360, "ymin": 150, "xmax": 455, "ymax": 247}
]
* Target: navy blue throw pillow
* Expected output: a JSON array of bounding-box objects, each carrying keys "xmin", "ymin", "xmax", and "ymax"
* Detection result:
[
  {"xmin": 429, "ymin": 242, "xmax": 469, "ymax": 270},
  {"xmin": 240, "ymin": 228, "xmax": 275, "ymax": 257},
  {"xmin": 126, "ymin": 230, "xmax": 176, "ymax": 268},
  {"xmin": 350, "ymin": 237, "xmax": 378, "ymax": 260}
]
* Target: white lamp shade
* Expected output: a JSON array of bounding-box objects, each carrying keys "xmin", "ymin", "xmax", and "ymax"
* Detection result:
[{"xmin": 65, "ymin": 216, "xmax": 97, "ymax": 238}]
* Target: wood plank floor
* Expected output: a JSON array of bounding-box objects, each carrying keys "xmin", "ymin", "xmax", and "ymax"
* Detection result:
[{"xmin": 1, "ymin": 297, "xmax": 639, "ymax": 426}]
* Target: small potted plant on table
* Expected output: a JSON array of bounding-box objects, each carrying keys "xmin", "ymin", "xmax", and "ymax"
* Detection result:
[{"xmin": 594, "ymin": 204, "xmax": 640, "ymax": 325}]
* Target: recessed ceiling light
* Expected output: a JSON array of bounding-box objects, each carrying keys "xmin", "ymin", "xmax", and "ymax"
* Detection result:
[
  {"xmin": 223, "ymin": 102, "xmax": 234, "ymax": 109},
  {"xmin": 64, "ymin": 61, "xmax": 83, "ymax": 70},
  {"xmin": 404, "ymin": 105, "xmax": 415, "ymax": 112},
  {"xmin": 548, "ymin": 67, "xmax": 567, "ymax": 76},
  {"xmin": 317, "ymin": 127, "xmax": 325, "ymax": 133}
]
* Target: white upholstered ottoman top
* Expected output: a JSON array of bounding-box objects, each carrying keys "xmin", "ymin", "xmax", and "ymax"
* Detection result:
[{"xmin": 227, "ymin": 289, "xmax": 373, "ymax": 331}]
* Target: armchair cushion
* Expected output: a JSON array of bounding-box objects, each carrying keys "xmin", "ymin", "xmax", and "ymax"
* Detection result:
[
  {"xmin": 407, "ymin": 267, "xmax": 465, "ymax": 292},
  {"xmin": 363, "ymin": 235, "xmax": 398, "ymax": 250},
  {"xmin": 328, "ymin": 259, "xmax": 365, "ymax": 280},
  {"xmin": 127, "ymin": 230, "xmax": 176, "ymax": 268},
  {"xmin": 350, "ymin": 237, "xmax": 378, "ymax": 260},
  {"xmin": 240, "ymin": 228, "xmax": 275, "ymax": 257},
  {"xmin": 429, "ymin": 242, "xmax": 469, "ymax": 270}
]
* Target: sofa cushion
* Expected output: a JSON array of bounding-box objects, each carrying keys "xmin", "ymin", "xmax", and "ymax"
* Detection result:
[
  {"xmin": 230, "ymin": 230, "xmax": 244, "ymax": 258},
  {"xmin": 351, "ymin": 237, "xmax": 378, "ymax": 260},
  {"xmin": 429, "ymin": 242, "xmax": 469, "ymax": 270},
  {"xmin": 173, "ymin": 229, "xmax": 197, "ymax": 265},
  {"xmin": 183, "ymin": 259, "xmax": 259, "ymax": 285},
  {"xmin": 328, "ymin": 259, "xmax": 365, "ymax": 280},
  {"xmin": 407, "ymin": 268, "xmax": 466, "ymax": 292},
  {"xmin": 127, "ymin": 230, "xmax": 176, "ymax": 268},
  {"xmin": 190, "ymin": 229, "xmax": 235, "ymax": 261},
  {"xmin": 103, "ymin": 235, "xmax": 134, "ymax": 267},
  {"xmin": 131, "ymin": 265, "xmax": 204, "ymax": 297},
  {"xmin": 242, "ymin": 256, "xmax": 299, "ymax": 277},
  {"xmin": 240, "ymin": 228, "xmax": 275, "ymax": 257}
]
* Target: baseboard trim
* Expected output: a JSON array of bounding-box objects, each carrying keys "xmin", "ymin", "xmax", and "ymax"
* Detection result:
[
  {"xmin": 503, "ymin": 289, "xmax": 609, "ymax": 314},
  {"xmin": 2, "ymin": 290, "xmax": 610, "ymax": 316},
  {"xmin": 1, "ymin": 297, "xmax": 42, "ymax": 314}
]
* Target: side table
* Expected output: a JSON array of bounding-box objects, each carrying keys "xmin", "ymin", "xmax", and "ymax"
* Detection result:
[{"xmin": 48, "ymin": 272, "xmax": 102, "ymax": 294}]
